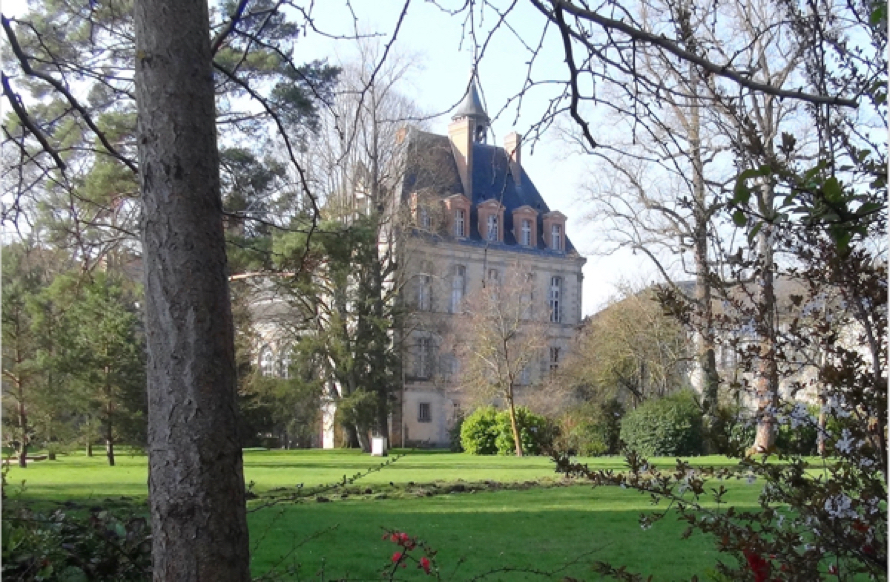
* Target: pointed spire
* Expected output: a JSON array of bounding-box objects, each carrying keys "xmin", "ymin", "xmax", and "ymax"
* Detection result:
[{"xmin": 452, "ymin": 69, "xmax": 489, "ymax": 123}]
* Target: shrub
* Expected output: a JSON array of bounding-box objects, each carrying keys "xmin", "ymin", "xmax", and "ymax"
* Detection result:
[
  {"xmin": 448, "ymin": 412, "xmax": 465, "ymax": 452},
  {"xmin": 460, "ymin": 406, "xmax": 553, "ymax": 455},
  {"xmin": 493, "ymin": 407, "xmax": 553, "ymax": 456},
  {"xmin": 459, "ymin": 407, "xmax": 499, "ymax": 455},
  {"xmin": 2, "ymin": 507, "xmax": 151, "ymax": 581},
  {"xmin": 620, "ymin": 391, "xmax": 703, "ymax": 456},
  {"xmin": 556, "ymin": 400, "xmax": 624, "ymax": 456}
]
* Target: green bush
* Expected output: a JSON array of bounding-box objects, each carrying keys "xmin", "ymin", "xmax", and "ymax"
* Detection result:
[
  {"xmin": 493, "ymin": 407, "xmax": 554, "ymax": 456},
  {"xmin": 620, "ymin": 391, "xmax": 703, "ymax": 456},
  {"xmin": 460, "ymin": 406, "xmax": 553, "ymax": 455},
  {"xmin": 712, "ymin": 403, "xmax": 820, "ymax": 456},
  {"xmin": 709, "ymin": 404, "xmax": 754, "ymax": 456},
  {"xmin": 448, "ymin": 412, "xmax": 465, "ymax": 452},
  {"xmin": 459, "ymin": 407, "xmax": 499, "ymax": 455},
  {"xmin": 556, "ymin": 400, "xmax": 624, "ymax": 456},
  {"xmin": 2, "ymin": 507, "xmax": 151, "ymax": 581}
]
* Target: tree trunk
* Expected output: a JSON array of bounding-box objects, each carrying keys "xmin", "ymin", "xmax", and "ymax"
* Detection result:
[
  {"xmin": 105, "ymin": 419, "xmax": 115, "ymax": 467},
  {"xmin": 343, "ymin": 424, "xmax": 360, "ymax": 448},
  {"xmin": 507, "ymin": 395, "xmax": 523, "ymax": 457},
  {"xmin": 17, "ymin": 397, "xmax": 27, "ymax": 468},
  {"xmin": 134, "ymin": 1, "xmax": 250, "ymax": 580},
  {"xmin": 86, "ymin": 441, "xmax": 93, "ymax": 457},
  {"xmin": 752, "ymin": 205, "xmax": 779, "ymax": 453},
  {"xmin": 688, "ymin": 65, "xmax": 720, "ymax": 449},
  {"xmin": 105, "ymin": 373, "xmax": 115, "ymax": 466}
]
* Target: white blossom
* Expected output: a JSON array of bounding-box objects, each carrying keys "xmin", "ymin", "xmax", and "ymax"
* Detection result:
[
  {"xmin": 835, "ymin": 429, "xmax": 856, "ymax": 455},
  {"xmin": 824, "ymin": 494, "xmax": 857, "ymax": 520}
]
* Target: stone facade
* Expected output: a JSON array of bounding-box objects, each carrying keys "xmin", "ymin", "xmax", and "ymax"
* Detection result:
[{"xmin": 392, "ymin": 81, "xmax": 586, "ymax": 447}]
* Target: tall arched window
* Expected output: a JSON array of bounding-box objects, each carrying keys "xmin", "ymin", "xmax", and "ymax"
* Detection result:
[
  {"xmin": 417, "ymin": 274, "xmax": 432, "ymax": 311},
  {"xmin": 549, "ymin": 276, "xmax": 562, "ymax": 323},
  {"xmin": 279, "ymin": 345, "xmax": 292, "ymax": 379},
  {"xmin": 259, "ymin": 345, "xmax": 275, "ymax": 377},
  {"xmin": 451, "ymin": 265, "xmax": 466, "ymax": 313}
]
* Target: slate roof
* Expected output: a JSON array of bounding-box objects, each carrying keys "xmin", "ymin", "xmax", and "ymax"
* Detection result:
[
  {"xmin": 401, "ymin": 128, "xmax": 578, "ymax": 255},
  {"xmin": 452, "ymin": 81, "xmax": 489, "ymax": 121}
]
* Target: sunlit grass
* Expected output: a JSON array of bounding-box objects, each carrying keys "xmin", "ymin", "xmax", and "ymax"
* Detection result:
[{"xmin": 4, "ymin": 449, "xmax": 777, "ymax": 579}]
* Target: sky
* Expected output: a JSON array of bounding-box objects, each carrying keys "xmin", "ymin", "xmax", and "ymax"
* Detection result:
[
  {"xmin": 292, "ymin": 1, "xmax": 656, "ymax": 315},
  {"xmin": 1, "ymin": 0, "xmax": 657, "ymax": 314}
]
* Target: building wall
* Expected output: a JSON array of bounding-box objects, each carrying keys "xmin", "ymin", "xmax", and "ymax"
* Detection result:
[{"xmin": 399, "ymin": 236, "xmax": 585, "ymax": 447}]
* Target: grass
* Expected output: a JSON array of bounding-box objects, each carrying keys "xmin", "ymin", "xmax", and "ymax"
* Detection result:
[{"xmin": 4, "ymin": 449, "xmax": 767, "ymax": 580}]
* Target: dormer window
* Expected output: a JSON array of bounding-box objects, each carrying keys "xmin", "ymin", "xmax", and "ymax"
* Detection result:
[
  {"xmin": 542, "ymin": 211, "xmax": 566, "ymax": 252},
  {"xmin": 551, "ymin": 224, "xmax": 562, "ymax": 251},
  {"xmin": 486, "ymin": 214, "xmax": 498, "ymax": 241},
  {"xmin": 455, "ymin": 209, "xmax": 466, "ymax": 237},
  {"xmin": 477, "ymin": 199, "xmax": 505, "ymax": 243},
  {"xmin": 512, "ymin": 205, "xmax": 538, "ymax": 248}
]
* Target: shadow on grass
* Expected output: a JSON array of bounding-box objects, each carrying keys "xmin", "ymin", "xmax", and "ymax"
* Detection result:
[{"xmin": 247, "ymin": 486, "xmax": 750, "ymax": 581}]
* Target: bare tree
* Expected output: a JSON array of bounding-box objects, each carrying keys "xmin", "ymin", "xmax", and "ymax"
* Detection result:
[
  {"xmin": 562, "ymin": 282, "xmax": 690, "ymax": 408},
  {"xmin": 444, "ymin": 266, "xmax": 548, "ymax": 456},
  {"xmin": 134, "ymin": 0, "xmax": 249, "ymax": 579}
]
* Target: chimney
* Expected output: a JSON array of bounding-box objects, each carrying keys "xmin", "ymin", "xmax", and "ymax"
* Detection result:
[
  {"xmin": 504, "ymin": 132, "xmax": 521, "ymax": 186},
  {"xmin": 449, "ymin": 117, "xmax": 474, "ymax": 201}
]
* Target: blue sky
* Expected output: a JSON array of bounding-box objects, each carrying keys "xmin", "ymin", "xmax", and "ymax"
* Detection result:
[
  {"xmin": 298, "ymin": 1, "xmax": 654, "ymax": 314},
  {"xmin": 1, "ymin": 0, "xmax": 656, "ymax": 314}
]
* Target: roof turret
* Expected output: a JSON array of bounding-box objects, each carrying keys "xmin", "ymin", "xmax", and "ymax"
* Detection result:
[{"xmin": 452, "ymin": 79, "xmax": 489, "ymax": 122}]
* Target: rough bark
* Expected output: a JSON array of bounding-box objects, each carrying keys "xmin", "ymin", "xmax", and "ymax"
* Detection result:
[{"xmin": 134, "ymin": 1, "xmax": 250, "ymax": 580}]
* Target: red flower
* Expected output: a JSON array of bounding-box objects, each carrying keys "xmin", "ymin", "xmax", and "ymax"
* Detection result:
[
  {"xmin": 828, "ymin": 564, "xmax": 839, "ymax": 575},
  {"xmin": 420, "ymin": 556, "xmax": 431, "ymax": 574},
  {"xmin": 743, "ymin": 550, "xmax": 771, "ymax": 582},
  {"xmin": 391, "ymin": 552, "xmax": 403, "ymax": 563}
]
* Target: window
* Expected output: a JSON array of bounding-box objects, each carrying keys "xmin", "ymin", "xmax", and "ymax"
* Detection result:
[
  {"xmin": 551, "ymin": 224, "xmax": 562, "ymax": 250},
  {"xmin": 520, "ymin": 273, "xmax": 535, "ymax": 319},
  {"xmin": 420, "ymin": 207, "xmax": 431, "ymax": 229},
  {"xmin": 451, "ymin": 266, "xmax": 465, "ymax": 313},
  {"xmin": 487, "ymin": 268, "xmax": 499, "ymax": 283},
  {"xmin": 455, "ymin": 209, "xmax": 466, "ymax": 237},
  {"xmin": 549, "ymin": 276, "xmax": 562, "ymax": 323},
  {"xmin": 279, "ymin": 345, "xmax": 292, "ymax": 379},
  {"xmin": 486, "ymin": 214, "xmax": 498, "ymax": 241},
  {"xmin": 440, "ymin": 353, "xmax": 459, "ymax": 381},
  {"xmin": 259, "ymin": 346, "xmax": 275, "ymax": 377},
  {"xmin": 418, "ymin": 402, "xmax": 432, "ymax": 423},
  {"xmin": 519, "ymin": 365, "xmax": 531, "ymax": 385},
  {"xmin": 521, "ymin": 219, "xmax": 532, "ymax": 246},
  {"xmin": 417, "ymin": 274, "xmax": 431, "ymax": 311},
  {"xmin": 415, "ymin": 338, "xmax": 432, "ymax": 378},
  {"xmin": 549, "ymin": 347, "xmax": 560, "ymax": 372}
]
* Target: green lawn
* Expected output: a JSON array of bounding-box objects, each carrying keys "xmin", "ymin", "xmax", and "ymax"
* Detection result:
[{"xmin": 4, "ymin": 449, "xmax": 764, "ymax": 580}]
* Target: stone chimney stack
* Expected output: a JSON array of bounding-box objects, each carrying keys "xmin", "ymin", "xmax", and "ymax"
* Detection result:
[{"xmin": 504, "ymin": 132, "xmax": 521, "ymax": 186}]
